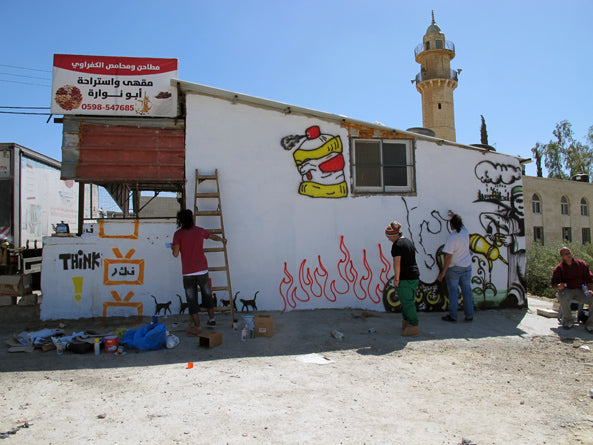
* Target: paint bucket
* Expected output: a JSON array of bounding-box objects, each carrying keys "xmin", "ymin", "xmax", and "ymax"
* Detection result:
[
  {"xmin": 242, "ymin": 315, "xmax": 255, "ymax": 331},
  {"xmin": 104, "ymin": 336, "xmax": 118, "ymax": 353}
]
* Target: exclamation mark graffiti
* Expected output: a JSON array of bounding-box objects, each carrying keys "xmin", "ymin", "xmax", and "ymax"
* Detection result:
[{"xmin": 72, "ymin": 277, "xmax": 83, "ymax": 301}]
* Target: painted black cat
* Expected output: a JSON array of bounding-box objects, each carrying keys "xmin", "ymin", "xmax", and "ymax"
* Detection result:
[
  {"xmin": 221, "ymin": 291, "xmax": 239, "ymax": 311},
  {"xmin": 151, "ymin": 295, "xmax": 172, "ymax": 316},
  {"xmin": 240, "ymin": 291, "xmax": 258, "ymax": 312},
  {"xmin": 177, "ymin": 294, "xmax": 189, "ymax": 314}
]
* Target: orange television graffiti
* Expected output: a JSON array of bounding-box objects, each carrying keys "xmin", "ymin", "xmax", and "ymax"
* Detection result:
[
  {"xmin": 102, "ymin": 290, "xmax": 143, "ymax": 317},
  {"xmin": 103, "ymin": 247, "xmax": 145, "ymax": 285}
]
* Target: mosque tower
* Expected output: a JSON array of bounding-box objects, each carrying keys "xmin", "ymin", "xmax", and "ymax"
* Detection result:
[{"xmin": 413, "ymin": 12, "xmax": 459, "ymax": 142}]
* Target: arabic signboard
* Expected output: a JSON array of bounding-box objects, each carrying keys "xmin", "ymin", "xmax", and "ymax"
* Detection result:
[{"xmin": 51, "ymin": 54, "xmax": 178, "ymax": 117}]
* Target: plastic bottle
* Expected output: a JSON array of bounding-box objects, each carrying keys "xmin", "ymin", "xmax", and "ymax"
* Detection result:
[
  {"xmin": 241, "ymin": 326, "xmax": 247, "ymax": 341},
  {"xmin": 94, "ymin": 338, "xmax": 100, "ymax": 355},
  {"xmin": 368, "ymin": 327, "xmax": 377, "ymax": 334},
  {"xmin": 331, "ymin": 330, "xmax": 344, "ymax": 340},
  {"xmin": 583, "ymin": 284, "xmax": 590, "ymax": 297},
  {"xmin": 56, "ymin": 340, "xmax": 64, "ymax": 355}
]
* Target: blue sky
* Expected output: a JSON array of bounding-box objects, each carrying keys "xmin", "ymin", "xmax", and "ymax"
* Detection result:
[{"xmin": 2, "ymin": 0, "xmax": 592, "ymax": 180}]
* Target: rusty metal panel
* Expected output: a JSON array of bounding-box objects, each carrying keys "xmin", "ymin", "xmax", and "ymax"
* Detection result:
[{"xmin": 61, "ymin": 117, "xmax": 184, "ymax": 183}]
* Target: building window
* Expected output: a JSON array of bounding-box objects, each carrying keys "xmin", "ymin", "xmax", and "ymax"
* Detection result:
[
  {"xmin": 425, "ymin": 41, "xmax": 430, "ymax": 50},
  {"xmin": 581, "ymin": 198, "xmax": 589, "ymax": 216},
  {"xmin": 533, "ymin": 226, "xmax": 544, "ymax": 244},
  {"xmin": 436, "ymin": 40, "xmax": 443, "ymax": 49},
  {"xmin": 352, "ymin": 138, "xmax": 415, "ymax": 194},
  {"xmin": 561, "ymin": 196, "xmax": 569, "ymax": 215},
  {"xmin": 583, "ymin": 228, "xmax": 591, "ymax": 245},
  {"xmin": 438, "ymin": 103, "xmax": 442, "ymax": 109},
  {"xmin": 562, "ymin": 227, "xmax": 572, "ymax": 242},
  {"xmin": 532, "ymin": 194, "xmax": 541, "ymax": 214}
]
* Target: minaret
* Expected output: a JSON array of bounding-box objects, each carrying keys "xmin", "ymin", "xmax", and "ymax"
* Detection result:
[{"xmin": 414, "ymin": 12, "xmax": 458, "ymax": 141}]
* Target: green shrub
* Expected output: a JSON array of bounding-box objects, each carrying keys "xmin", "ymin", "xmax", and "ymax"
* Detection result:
[{"xmin": 526, "ymin": 241, "xmax": 593, "ymax": 299}]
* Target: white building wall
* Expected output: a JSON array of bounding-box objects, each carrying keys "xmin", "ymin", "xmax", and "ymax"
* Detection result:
[
  {"xmin": 184, "ymin": 94, "xmax": 525, "ymax": 312},
  {"xmin": 39, "ymin": 92, "xmax": 526, "ymax": 320}
]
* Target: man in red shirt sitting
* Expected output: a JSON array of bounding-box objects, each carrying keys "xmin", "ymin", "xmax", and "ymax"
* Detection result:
[{"xmin": 550, "ymin": 247, "xmax": 593, "ymax": 332}]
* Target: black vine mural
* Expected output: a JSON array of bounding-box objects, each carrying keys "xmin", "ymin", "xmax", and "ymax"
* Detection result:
[{"xmin": 382, "ymin": 160, "xmax": 526, "ymax": 312}]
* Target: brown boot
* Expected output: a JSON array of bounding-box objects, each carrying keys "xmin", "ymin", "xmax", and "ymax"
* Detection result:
[
  {"xmin": 186, "ymin": 325, "xmax": 202, "ymax": 337},
  {"xmin": 402, "ymin": 325, "xmax": 419, "ymax": 337},
  {"xmin": 402, "ymin": 319, "xmax": 409, "ymax": 330}
]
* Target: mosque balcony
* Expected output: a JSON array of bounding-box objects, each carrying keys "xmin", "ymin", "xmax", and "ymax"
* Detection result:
[
  {"xmin": 414, "ymin": 40, "xmax": 455, "ymax": 58},
  {"xmin": 415, "ymin": 69, "xmax": 458, "ymax": 84}
]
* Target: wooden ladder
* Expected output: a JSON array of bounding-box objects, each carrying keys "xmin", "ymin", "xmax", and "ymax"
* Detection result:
[{"xmin": 194, "ymin": 169, "xmax": 234, "ymax": 324}]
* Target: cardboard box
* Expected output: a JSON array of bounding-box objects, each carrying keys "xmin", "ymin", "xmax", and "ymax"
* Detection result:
[
  {"xmin": 254, "ymin": 315, "xmax": 274, "ymax": 337},
  {"xmin": 0, "ymin": 274, "xmax": 32, "ymax": 296},
  {"xmin": 199, "ymin": 331, "xmax": 222, "ymax": 348},
  {"xmin": 0, "ymin": 295, "xmax": 16, "ymax": 306}
]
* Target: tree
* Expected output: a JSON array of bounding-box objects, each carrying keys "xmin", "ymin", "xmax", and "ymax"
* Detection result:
[
  {"xmin": 540, "ymin": 120, "xmax": 593, "ymax": 179},
  {"xmin": 480, "ymin": 115, "xmax": 488, "ymax": 145},
  {"xmin": 531, "ymin": 142, "xmax": 543, "ymax": 177}
]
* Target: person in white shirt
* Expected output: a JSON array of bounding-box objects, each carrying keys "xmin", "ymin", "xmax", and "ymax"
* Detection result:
[{"xmin": 437, "ymin": 212, "xmax": 474, "ymax": 322}]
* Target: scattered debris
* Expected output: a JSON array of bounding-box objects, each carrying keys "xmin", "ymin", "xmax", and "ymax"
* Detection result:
[
  {"xmin": 0, "ymin": 421, "xmax": 30, "ymax": 439},
  {"xmin": 296, "ymin": 353, "xmax": 334, "ymax": 364},
  {"xmin": 537, "ymin": 308, "xmax": 558, "ymax": 318}
]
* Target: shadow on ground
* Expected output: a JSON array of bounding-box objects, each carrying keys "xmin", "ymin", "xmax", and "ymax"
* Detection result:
[{"xmin": 1, "ymin": 300, "xmax": 570, "ymax": 373}]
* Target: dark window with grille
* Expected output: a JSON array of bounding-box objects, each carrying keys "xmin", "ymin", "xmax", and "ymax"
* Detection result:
[
  {"xmin": 581, "ymin": 198, "xmax": 589, "ymax": 216},
  {"xmin": 561, "ymin": 196, "xmax": 569, "ymax": 215},
  {"xmin": 533, "ymin": 226, "xmax": 544, "ymax": 244},
  {"xmin": 562, "ymin": 227, "xmax": 572, "ymax": 242},
  {"xmin": 583, "ymin": 228, "xmax": 591, "ymax": 245},
  {"xmin": 532, "ymin": 194, "xmax": 541, "ymax": 214},
  {"xmin": 352, "ymin": 139, "xmax": 415, "ymax": 194}
]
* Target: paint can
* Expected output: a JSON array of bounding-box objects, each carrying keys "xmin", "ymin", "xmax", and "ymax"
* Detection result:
[
  {"xmin": 104, "ymin": 336, "xmax": 118, "ymax": 353},
  {"xmin": 242, "ymin": 315, "xmax": 255, "ymax": 331}
]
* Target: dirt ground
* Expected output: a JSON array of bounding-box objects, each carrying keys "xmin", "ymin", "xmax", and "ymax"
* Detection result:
[{"xmin": 1, "ymin": 296, "xmax": 593, "ymax": 444}]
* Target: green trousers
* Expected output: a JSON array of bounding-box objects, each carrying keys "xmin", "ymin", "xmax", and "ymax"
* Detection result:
[{"xmin": 398, "ymin": 279, "xmax": 419, "ymax": 326}]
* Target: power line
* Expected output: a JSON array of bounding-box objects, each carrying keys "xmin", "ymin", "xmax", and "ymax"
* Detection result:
[
  {"xmin": 0, "ymin": 111, "xmax": 51, "ymax": 115},
  {"xmin": 0, "ymin": 72, "xmax": 50, "ymax": 80},
  {"xmin": 0, "ymin": 79, "xmax": 50, "ymax": 87},
  {"xmin": 0, "ymin": 64, "xmax": 51, "ymax": 73},
  {"xmin": 0, "ymin": 106, "xmax": 50, "ymax": 109}
]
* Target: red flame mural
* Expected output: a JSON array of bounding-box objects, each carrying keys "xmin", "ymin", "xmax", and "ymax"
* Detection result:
[{"xmin": 279, "ymin": 236, "xmax": 392, "ymax": 312}]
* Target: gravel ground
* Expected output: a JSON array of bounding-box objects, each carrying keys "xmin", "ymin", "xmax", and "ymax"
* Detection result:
[{"xmin": 1, "ymin": 296, "xmax": 593, "ymax": 444}]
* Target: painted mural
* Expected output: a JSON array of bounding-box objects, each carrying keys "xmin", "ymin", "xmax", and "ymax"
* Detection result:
[
  {"xmin": 279, "ymin": 158, "xmax": 526, "ymax": 313},
  {"xmin": 40, "ymin": 220, "xmax": 188, "ymax": 320},
  {"xmin": 279, "ymin": 235, "xmax": 390, "ymax": 312},
  {"xmin": 474, "ymin": 161, "xmax": 526, "ymax": 307},
  {"xmin": 280, "ymin": 125, "xmax": 348, "ymax": 198}
]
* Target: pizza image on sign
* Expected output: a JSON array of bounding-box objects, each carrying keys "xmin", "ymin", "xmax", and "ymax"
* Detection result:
[
  {"xmin": 54, "ymin": 85, "xmax": 83, "ymax": 111},
  {"xmin": 51, "ymin": 54, "xmax": 178, "ymax": 117}
]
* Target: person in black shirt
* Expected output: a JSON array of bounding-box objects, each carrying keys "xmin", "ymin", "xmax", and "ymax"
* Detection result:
[{"xmin": 385, "ymin": 221, "xmax": 420, "ymax": 337}]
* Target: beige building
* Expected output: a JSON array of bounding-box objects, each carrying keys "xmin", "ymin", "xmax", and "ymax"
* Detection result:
[{"xmin": 523, "ymin": 175, "xmax": 593, "ymax": 248}]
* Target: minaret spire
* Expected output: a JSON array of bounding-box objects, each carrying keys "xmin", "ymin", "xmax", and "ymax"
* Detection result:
[{"xmin": 413, "ymin": 14, "xmax": 458, "ymax": 141}]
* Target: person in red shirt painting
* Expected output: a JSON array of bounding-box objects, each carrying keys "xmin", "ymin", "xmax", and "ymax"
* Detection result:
[
  {"xmin": 172, "ymin": 209, "xmax": 226, "ymax": 334},
  {"xmin": 550, "ymin": 246, "xmax": 593, "ymax": 332}
]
